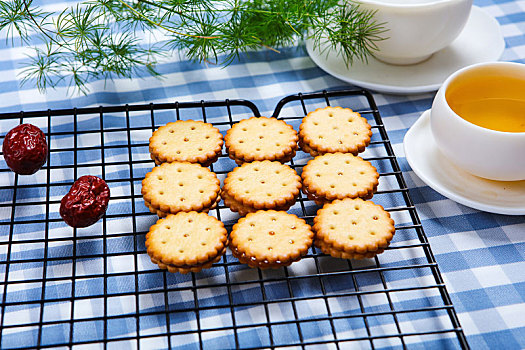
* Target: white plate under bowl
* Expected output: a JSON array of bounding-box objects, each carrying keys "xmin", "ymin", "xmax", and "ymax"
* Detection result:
[
  {"xmin": 404, "ymin": 110, "xmax": 525, "ymax": 215},
  {"xmin": 306, "ymin": 6, "xmax": 505, "ymax": 94}
]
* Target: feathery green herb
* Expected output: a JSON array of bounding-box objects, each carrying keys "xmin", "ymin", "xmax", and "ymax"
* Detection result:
[{"xmin": 0, "ymin": 0, "xmax": 385, "ymax": 93}]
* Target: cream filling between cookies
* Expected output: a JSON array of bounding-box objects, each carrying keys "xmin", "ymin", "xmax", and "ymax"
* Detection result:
[
  {"xmin": 144, "ymin": 193, "xmax": 221, "ymax": 217},
  {"xmin": 222, "ymin": 189, "xmax": 295, "ymax": 216}
]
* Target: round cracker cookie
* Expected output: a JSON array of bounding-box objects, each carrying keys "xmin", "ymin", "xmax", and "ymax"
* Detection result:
[
  {"xmin": 230, "ymin": 210, "xmax": 313, "ymax": 268},
  {"xmin": 223, "ymin": 161, "xmax": 301, "ymax": 210},
  {"xmin": 313, "ymin": 198, "xmax": 395, "ymax": 254},
  {"xmin": 146, "ymin": 212, "xmax": 228, "ymax": 271},
  {"xmin": 142, "ymin": 162, "xmax": 220, "ymax": 214},
  {"xmin": 149, "ymin": 120, "xmax": 223, "ymax": 165},
  {"xmin": 225, "ymin": 117, "xmax": 298, "ymax": 163},
  {"xmin": 299, "ymin": 106, "xmax": 372, "ymax": 155},
  {"xmin": 302, "ymin": 153, "xmax": 379, "ymax": 202}
]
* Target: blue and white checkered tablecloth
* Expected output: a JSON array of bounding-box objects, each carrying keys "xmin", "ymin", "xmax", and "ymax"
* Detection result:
[{"xmin": 0, "ymin": 0, "xmax": 524, "ymax": 349}]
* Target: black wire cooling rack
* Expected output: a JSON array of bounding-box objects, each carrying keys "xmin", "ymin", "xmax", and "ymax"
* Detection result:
[{"xmin": 0, "ymin": 89, "xmax": 468, "ymax": 349}]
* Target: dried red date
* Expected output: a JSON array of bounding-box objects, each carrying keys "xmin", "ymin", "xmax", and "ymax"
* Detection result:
[
  {"xmin": 60, "ymin": 175, "xmax": 110, "ymax": 228},
  {"xmin": 2, "ymin": 123, "xmax": 48, "ymax": 175}
]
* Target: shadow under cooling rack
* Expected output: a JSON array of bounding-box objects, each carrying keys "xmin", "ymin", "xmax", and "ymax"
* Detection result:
[{"xmin": 0, "ymin": 89, "xmax": 468, "ymax": 349}]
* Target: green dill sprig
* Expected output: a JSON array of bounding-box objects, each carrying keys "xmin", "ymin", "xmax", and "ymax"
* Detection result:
[{"xmin": 0, "ymin": 0, "xmax": 384, "ymax": 94}]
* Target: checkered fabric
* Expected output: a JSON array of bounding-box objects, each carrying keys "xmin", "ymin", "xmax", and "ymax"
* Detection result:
[{"xmin": 0, "ymin": 0, "xmax": 524, "ymax": 349}]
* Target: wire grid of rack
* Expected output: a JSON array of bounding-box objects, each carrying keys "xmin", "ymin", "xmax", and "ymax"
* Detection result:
[{"xmin": 0, "ymin": 89, "xmax": 468, "ymax": 349}]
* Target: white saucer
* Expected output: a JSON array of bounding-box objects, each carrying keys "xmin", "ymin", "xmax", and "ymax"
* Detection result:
[
  {"xmin": 404, "ymin": 110, "xmax": 525, "ymax": 215},
  {"xmin": 305, "ymin": 6, "xmax": 505, "ymax": 94}
]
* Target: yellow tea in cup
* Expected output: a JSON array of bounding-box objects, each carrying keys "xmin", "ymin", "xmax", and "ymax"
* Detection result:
[
  {"xmin": 445, "ymin": 74, "xmax": 525, "ymax": 132},
  {"xmin": 431, "ymin": 62, "xmax": 525, "ymax": 181}
]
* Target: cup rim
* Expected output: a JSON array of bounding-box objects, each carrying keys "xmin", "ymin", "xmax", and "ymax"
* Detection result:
[
  {"xmin": 353, "ymin": 0, "xmax": 464, "ymax": 8},
  {"xmin": 440, "ymin": 61, "xmax": 525, "ymax": 136}
]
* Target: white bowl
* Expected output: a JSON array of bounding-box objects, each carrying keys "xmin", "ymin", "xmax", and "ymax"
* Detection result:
[
  {"xmin": 353, "ymin": 0, "xmax": 473, "ymax": 65},
  {"xmin": 430, "ymin": 62, "xmax": 525, "ymax": 181}
]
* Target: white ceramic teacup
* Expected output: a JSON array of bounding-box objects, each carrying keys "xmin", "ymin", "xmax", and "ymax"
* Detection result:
[
  {"xmin": 353, "ymin": 0, "xmax": 473, "ymax": 65},
  {"xmin": 430, "ymin": 62, "xmax": 525, "ymax": 181}
]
